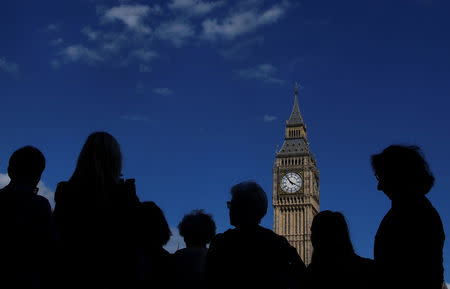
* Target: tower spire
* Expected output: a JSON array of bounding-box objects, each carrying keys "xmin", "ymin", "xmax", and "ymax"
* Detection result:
[{"xmin": 287, "ymin": 82, "xmax": 304, "ymax": 126}]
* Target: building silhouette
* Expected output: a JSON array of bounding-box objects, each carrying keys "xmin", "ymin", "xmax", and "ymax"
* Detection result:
[{"xmin": 273, "ymin": 84, "xmax": 320, "ymax": 265}]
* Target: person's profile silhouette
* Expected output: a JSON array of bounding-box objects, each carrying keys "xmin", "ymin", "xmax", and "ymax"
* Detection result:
[
  {"xmin": 0, "ymin": 146, "xmax": 53, "ymax": 289},
  {"xmin": 372, "ymin": 145, "xmax": 445, "ymax": 289},
  {"xmin": 205, "ymin": 181, "xmax": 306, "ymax": 289}
]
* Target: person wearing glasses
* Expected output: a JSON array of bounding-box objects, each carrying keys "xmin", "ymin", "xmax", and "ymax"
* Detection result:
[
  {"xmin": 204, "ymin": 181, "xmax": 306, "ymax": 289},
  {"xmin": 372, "ymin": 145, "xmax": 445, "ymax": 289}
]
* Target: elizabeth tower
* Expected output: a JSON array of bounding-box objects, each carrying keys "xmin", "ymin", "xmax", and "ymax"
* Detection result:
[{"xmin": 273, "ymin": 85, "xmax": 320, "ymax": 265}]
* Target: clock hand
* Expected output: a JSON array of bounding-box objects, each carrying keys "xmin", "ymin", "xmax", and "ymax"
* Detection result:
[{"xmin": 287, "ymin": 178, "xmax": 295, "ymax": 186}]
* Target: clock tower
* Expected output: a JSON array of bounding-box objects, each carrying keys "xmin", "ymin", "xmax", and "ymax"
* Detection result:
[{"xmin": 273, "ymin": 84, "xmax": 320, "ymax": 265}]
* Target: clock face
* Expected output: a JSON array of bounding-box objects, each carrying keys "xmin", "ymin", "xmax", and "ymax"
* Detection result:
[{"xmin": 281, "ymin": 172, "xmax": 302, "ymax": 193}]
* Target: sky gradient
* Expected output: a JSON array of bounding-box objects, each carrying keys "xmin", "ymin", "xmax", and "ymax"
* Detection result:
[{"xmin": 1, "ymin": 0, "xmax": 449, "ymax": 282}]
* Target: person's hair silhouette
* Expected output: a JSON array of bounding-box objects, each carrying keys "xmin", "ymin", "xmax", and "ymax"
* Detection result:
[
  {"xmin": 138, "ymin": 201, "xmax": 172, "ymax": 247},
  {"xmin": 306, "ymin": 211, "xmax": 374, "ymax": 289},
  {"xmin": 310, "ymin": 211, "xmax": 354, "ymax": 262},
  {"xmin": 173, "ymin": 210, "xmax": 216, "ymax": 289},
  {"xmin": 137, "ymin": 201, "xmax": 172, "ymax": 289},
  {"xmin": 8, "ymin": 145, "xmax": 45, "ymax": 187},
  {"xmin": 0, "ymin": 146, "xmax": 53, "ymax": 289},
  {"xmin": 371, "ymin": 145, "xmax": 434, "ymax": 198},
  {"xmin": 53, "ymin": 132, "xmax": 140, "ymax": 289},
  {"xmin": 371, "ymin": 145, "xmax": 444, "ymax": 289},
  {"xmin": 178, "ymin": 209, "xmax": 216, "ymax": 248},
  {"xmin": 69, "ymin": 131, "xmax": 122, "ymax": 194},
  {"xmin": 228, "ymin": 181, "xmax": 268, "ymax": 227}
]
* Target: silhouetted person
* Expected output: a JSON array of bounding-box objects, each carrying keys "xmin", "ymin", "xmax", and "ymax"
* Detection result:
[
  {"xmin": 205, "ymin": 181, "xmax": 306, "ymax": 289},
  {"xmin": 0, "ymin": 146, "xmax": 53, "ymax": 289},
  {"xmin": 138, "ymin": 201, "xmax": 172, "ymax": 289},
  {"xmin": 305, "ymin": 211, "xmax": 374, "ymax": 289},
  {"xmin": 53, "ymin": 132, "xmax": 140, "ymax": 289},
  {"xmin": 372, "ymin": 145, "xmax": 445, "ymax": 289},
  {"xmin": 173, "ymin": 209, "xmax": 216, "ymax": 289}
]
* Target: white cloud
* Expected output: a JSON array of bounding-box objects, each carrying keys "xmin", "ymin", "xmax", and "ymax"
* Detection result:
[
  {"xmin": 156, "ymin": 21, "xmax": 194, "ymax": 47},
  {"xmin": 131, "ymin": 49, "xmax": 158, "ymax": 62},
  {"xmin": 139, "ymin": 64, "xmax": 151, "ymax": 73},
  {"xmin": 50, "ymin": 38, "xmax": 64, "ymax": 46},
  {"xmin": 0, "ymin": 57, "xmax": 19, "ymax": 75},
  {"xmin": 50, "ymin": 59, "xmax": 61, "ymax": 69},
  {"xmin": 0, "ymin": 174, "xmax": 9, "ymax": 188},
  {"xmin": 153, "ymin": 88, "xmax": 173, "ymax": 96},
  {"xmin": 0, "ymin": 174, "xmax": 55, "ymax": 209},
  {"xmin": 61, "ymin": 45, "xmax": 103, "ymax": 64},
  {"xmin": 81, "ymin": 27, "xmax": 100, "ymax": 40},
  {"xmin": 121, "ymin": 114, "xmax": 149, "ymax": 121},
  {"xmin": 43, "ymin": 24, "xmax": 60, "ymax": 32},
  {"xmin": 169, "ymin": 0, "xmax": 224, "ymax": 16},
  {"xmin": 202, "ymin": 2, "xmax": 288, "ymax": 40},
  {"xmin": 164, "ymin": 227, "xmax": 186, "ymax": 253},
  {"xmin": 264, "ymin": 114, "xmax": 277, "ymax": 122},
  {"xmin": 219, "ymin": 36, "xmax": 264, "ymax": 59},
  {"xmin": 237, "ymin": 64, "xmax": 284, "ymax": 84},
  {"xmin": 102, "ymin": 5, "xmax": 154, "ymax": 34}
]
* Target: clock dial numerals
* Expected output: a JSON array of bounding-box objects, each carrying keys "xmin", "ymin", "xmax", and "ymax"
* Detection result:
[{"xmin": 281, "ymin": 172, "xmax": 302, "ymax": 193}]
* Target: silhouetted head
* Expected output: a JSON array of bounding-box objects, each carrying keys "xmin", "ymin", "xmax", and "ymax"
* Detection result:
[
  {"xmin": 8, "ymin": 146, "xmax": 45, "ymax": 187},
  {"xmin": 228, "ymin": 181, "xmax": 268, "ymax": 227},
  {"xmin": 371, "ymin": 145, "xmax": 434, "ymax": 200},
  {"xmin": 138, "ymin": 201, "xmax": 171, "ymax": 247},
  {"xmin": 178, "ymin": 209, "xmax": 216, "ymax": 248},
  {"xmin": 311, "ymin": 210, "xmax": 354, "ymax": 263},
  {"xmin": 70, "ymin": 132, "xmax": 122, "ymax": 192}
]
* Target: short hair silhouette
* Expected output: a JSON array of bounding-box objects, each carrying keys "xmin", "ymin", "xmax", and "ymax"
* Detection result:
[
  {"xmin": 8, "ymin": 146, "xmax": 45, "ymax": 185},
  {"xmin": 178, "ymin": 209, "xmax": 216, "ymax": 247},
  {"xmin": 229, "ymin": 181, "xmax": 268, "ymax": 226},
  {"xmin": 138, "ymin": 201, "xmax": 171, "ymax": 246},
  {"xmin": 70, "ymin": 132, "xmax": 122, "ymax": 191},
  {"xmin": 371, "ymin": 145, "xmax": 434, "ymax": 195},
  {"xmin": 310, "ymin": 210, "xmax": 354, "ymax": 262}
]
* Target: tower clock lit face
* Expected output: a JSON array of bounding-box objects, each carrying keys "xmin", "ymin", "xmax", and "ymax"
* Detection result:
[{"xmin": 281, "ymin": 172, "xmax": 302, "ymax": 193}]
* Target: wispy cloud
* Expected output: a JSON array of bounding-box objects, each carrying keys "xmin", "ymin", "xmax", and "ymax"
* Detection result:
[
  {"xmin": 121, "ymin": 114, "xmax": 149, "ymax": 121},
  {"xmin": 139, "ymin": 64, "xmax": 151, "ymax": 72},
  {"xmin": 81, "ymin": 26, "xmax": 100, "ymax": 40},
  {"xmin": 131, "ymin": 49, "xmax": 158, "ymax": 62},
  {"xmin": 219, "ymin": 36, "xmax": 264, "ymax": 59},
  {"xmin": 156, "ymin": 21, "xmax": 194, "ymax": 47},
  {"xmin": 50, "ymin": 38, "xmax": 64, "ymax": 46},
  {"xmin": 202, "ymin": 2, "xmax": 289, "ymax": 40},
  {"xmin": 43, "ymin": 24, "xmax": 60, "ymax": 33},
  {"xmin": 102, "ymin": 5, "xmax": 157, "ymax": 34},
  {"xmin": 0, "ymin": 57, "xmax": 19, "ymax": 75},
  {"xmin": 264, "ymin": 114, "xmax": 277, "ymax": 122},
  {"xmin": 50, "ymin": 59, "xmax": 61, "ymax": 69},
  {"xmin": 153, "ymin": 88, "xmax": 174, "ymax": 96},
  {"xmin": 237, "ymin": 64, "xmax": 284, "ymax": 84},
  {"xmin": 169, "ymin": 0, "xmax": 224, "ymax": 16},
  {"xmin": 60, "ymin": 45, "xmax": 103, "ymax": 64}
]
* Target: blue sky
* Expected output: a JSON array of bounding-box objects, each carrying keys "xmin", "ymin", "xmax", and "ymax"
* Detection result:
[{"xmin": 1, "ymin": 0, "xmax": 449, "ymax": 281}]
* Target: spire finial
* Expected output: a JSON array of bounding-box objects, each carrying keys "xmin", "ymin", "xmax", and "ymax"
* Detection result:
[{"xmin": 295, "ymin": 82, "xmax": 299, "ymax": 96}]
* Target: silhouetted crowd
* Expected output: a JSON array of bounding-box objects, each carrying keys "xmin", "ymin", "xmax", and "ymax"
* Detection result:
[{"xmin": 0, "ymin": 132, "xmax": 445, "ymax": 289}]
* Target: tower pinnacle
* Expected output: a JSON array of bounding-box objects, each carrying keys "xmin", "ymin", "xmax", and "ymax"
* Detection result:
[{"xmin": 287, "ymin": 83, "xmax": 304, "ymax": 126}]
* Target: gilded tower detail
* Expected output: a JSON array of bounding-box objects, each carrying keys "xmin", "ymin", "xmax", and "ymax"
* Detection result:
[{"xmin": 273, "ymin": 85, "xmax": 320, "ymax": 265}]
